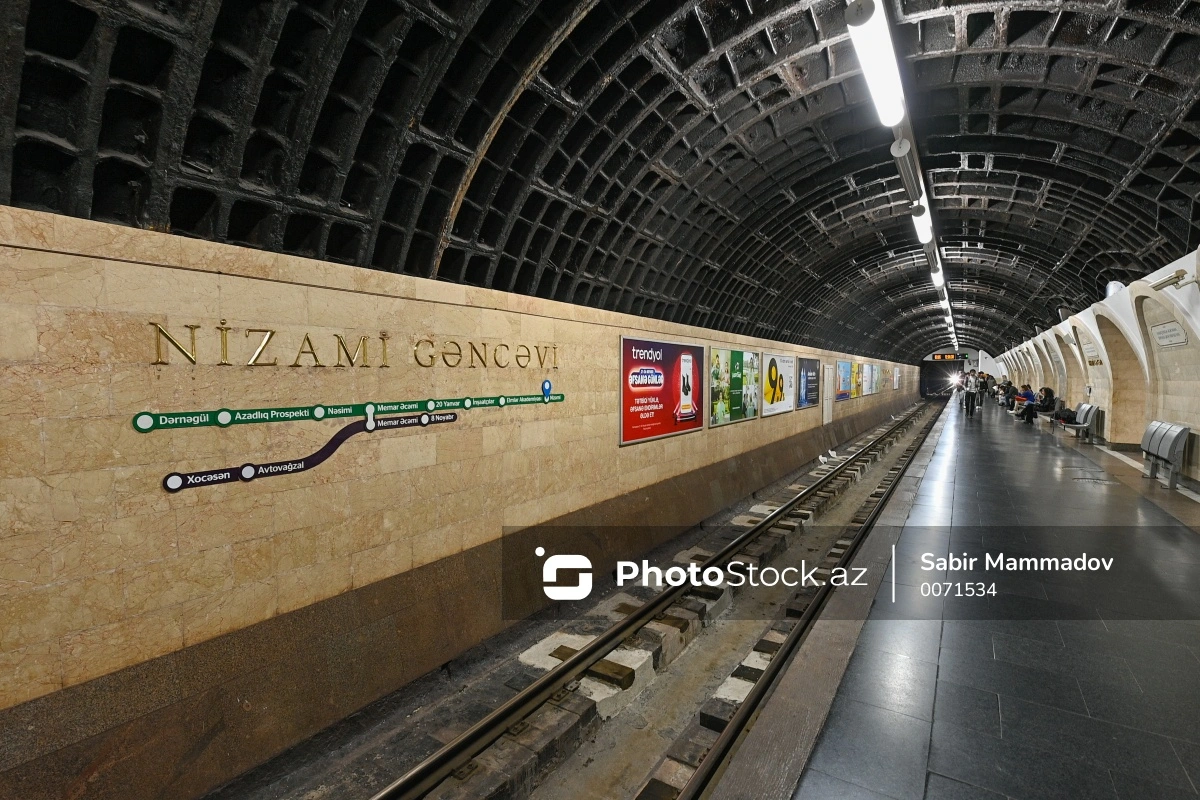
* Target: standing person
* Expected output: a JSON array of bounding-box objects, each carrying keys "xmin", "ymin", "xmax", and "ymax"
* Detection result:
[{"xmin": 964, "ymin": 369, "xmax": 981, "ymax": 418}]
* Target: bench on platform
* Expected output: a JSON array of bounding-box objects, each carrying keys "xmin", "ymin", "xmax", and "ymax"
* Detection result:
[
  {"xmin": 1141, "ymin": 420, "xmax": 1191, "ymax": 489},
  {"xmin": 1035, "ymin": 398, "xmax": 1065, "ymax": 426},
  {"xmin": 1049, "ymin": 402, "xmax": 1086, "ymax": 431},
  {"xmin": 1062, "ymin": 403, "xmax": 1100, "ymax": 442}
]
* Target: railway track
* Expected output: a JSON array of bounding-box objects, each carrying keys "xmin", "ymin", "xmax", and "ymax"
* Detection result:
[
  {"xmin": 368, "ymin": 400, "xmax": 942, "ymax": 800},
  {"xmin": 670, "ymin": 399, "xmax": 945, "ymax": 800}
]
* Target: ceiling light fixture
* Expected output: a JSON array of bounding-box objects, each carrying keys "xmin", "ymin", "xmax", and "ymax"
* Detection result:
[
  {"xmin": 890, "ymin": 138, "xmax": 923, "ymax": 202},
  {"xmin": 845, "ymin": 0, "xmax": 906, "ymax": 127},
  {"xmin": 912, "ymin": 203, "xmax": 933, "ymax": 243},
  {"xmin": 847, "ymin": 0, "xmax": 957, "ymax": 346}
]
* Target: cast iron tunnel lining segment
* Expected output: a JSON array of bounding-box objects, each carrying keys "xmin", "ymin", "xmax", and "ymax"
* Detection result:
[{"xmin": 2, "ymin": 0, "xmax": 1199, "ymax": 359}]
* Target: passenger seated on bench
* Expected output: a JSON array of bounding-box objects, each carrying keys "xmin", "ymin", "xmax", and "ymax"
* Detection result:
[
  {"xmin": 1018, "ymin": 387, "xmax": 1055, "ymax": 424},
  {"xmin": 999, "ymin": 381, "xmax": 1016, "ymax": 408},
  {"xmin": 1010, "ymin": 384, "xmax": 1035, "ymax": 413}
]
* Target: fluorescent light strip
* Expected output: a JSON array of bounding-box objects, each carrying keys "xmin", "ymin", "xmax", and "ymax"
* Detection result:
[
  {"xmin": 845, "ymin": 0, "xmax": 905, "ymax": 127},
  {"xmin": 846, "ymin": 0, "xmax": 957, "ymax": 345},
  {"xmin": 912, "ymin": 204, "xmax": 933, "ymax": 243}
]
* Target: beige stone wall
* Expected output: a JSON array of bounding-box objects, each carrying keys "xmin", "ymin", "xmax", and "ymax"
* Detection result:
[{"xmin": 0, "ymin": 208, "xmax": 918, "ymax": 712}]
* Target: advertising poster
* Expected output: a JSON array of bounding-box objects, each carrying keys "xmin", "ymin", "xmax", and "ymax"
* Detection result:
[
  {"xmin": 851, "ymin": 362, "xmax": 863, "ymax": 398},
  {"xmin": 762, "ymin": 353, "xmax": 796, "ymax": 417},
  {"xmin": 797, "ymin": 358, "xmax": 820, "ymax": 409},
  {"xmin": 862, "ymin": 364, "xmax": 873, "ymax": 395},
  {"xmin": 620, "ymin": 337, "xmax": 704, "ymax": 446},
  {"xmin": 836, "ymin": 360, "xmax": 852, "ymax": 401},
  {"xmin": 710, "ymin": 348, "xmax": 760, "ymax": 426},
  {"xmin": 894, "ymin": 367, "xmax": 901, "ymax": 390}
]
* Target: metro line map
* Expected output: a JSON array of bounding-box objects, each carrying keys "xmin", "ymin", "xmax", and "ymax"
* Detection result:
[{"xmin": 134, "ymin": 384, "xmax": 564, "ymax": 493}]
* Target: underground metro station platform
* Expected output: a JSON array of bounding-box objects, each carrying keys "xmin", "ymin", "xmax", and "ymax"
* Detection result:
[{"xmin": 1, "ymin": 0, "xmax": 1200, "ymax": 798}]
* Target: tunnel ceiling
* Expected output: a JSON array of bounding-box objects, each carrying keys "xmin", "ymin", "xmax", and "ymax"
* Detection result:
[{"xmin": 2, "ymin": 0, "xmax": 1199, "ymax": 360}]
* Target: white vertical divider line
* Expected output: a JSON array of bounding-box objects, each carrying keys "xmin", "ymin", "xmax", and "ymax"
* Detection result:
[{"xmin": 891, "ymin": 544, "xmax": 896, "ymax": 603}]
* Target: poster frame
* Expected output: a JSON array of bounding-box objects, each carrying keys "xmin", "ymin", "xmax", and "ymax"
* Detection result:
[
  {"xmin": 836, "ymin": 360, "xmax": 852, "ymax": 401},
  {"xmin": 619, "ymin": 335, "xmax": 706, "ymax": 447},
  {"xmin": 761, "ymin": 352, "xmax": 797, "ymax": 417},
  {"xmin": 797, "ymin": 357, "xmax": 821, "ymax": 410},
  {"xmin": 708, "ymin": 346, "xmax": 762, "ymax": 428}
]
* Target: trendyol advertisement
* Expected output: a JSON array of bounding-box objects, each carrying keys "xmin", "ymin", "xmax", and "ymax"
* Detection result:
[
  {"xmin": 761, "ymin": 353, "xmax": 795, "ymax": 417},
  {"xmin": 620, "ymin": 336, "xmax": 704, "ymax": 445},
  {"xmin": 798, "ymin": 358, "xmax": 820, "ymax": 408}
]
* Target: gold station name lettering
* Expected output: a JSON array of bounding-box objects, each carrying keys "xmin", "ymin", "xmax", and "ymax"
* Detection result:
[{"xmin": 150, "ymin": 322, "xmax": 556, "ymax": 370}]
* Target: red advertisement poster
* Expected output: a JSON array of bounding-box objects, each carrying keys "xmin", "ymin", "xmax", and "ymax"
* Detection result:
[{"xmin": 620, "ymin": 337, "xmax": 705, "ymax": 445}]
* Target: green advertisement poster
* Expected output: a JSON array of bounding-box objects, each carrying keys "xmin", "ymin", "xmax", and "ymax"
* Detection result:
[{"xmin": 710, "ymin": 347, "xmax": 760, "ymax": 426}]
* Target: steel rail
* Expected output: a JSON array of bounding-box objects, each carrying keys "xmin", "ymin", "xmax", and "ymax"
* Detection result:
[
  {"xmin": 369, "ymin": 402, "xmax": 933, "ymax": 800},
  {"xmin": 674, "ymin": 399, "xmax": 946, "ymax": 800}
]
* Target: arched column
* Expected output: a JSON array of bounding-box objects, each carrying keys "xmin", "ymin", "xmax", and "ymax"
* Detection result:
[
  {"xmin": 1031, "ymin": 342, "xmax": 1054, "ymax": 390},
  {"xmin": 1054, "ymin": 331, "xmax": 1086, "ymax": 407},
  {"xmin": 1095, "ymin": 313, "xmax": 1149, "ymax": 446}
]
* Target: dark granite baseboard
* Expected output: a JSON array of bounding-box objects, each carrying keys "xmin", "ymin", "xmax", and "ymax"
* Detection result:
[{"xmin": 0, "ymin": 393, "xmax": 917, "ymax": 800}]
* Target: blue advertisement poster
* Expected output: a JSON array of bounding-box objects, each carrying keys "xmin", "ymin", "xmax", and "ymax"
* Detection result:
[{"xmin": 836, "ymin": 360, "xmax": 852, "ymax": 401}]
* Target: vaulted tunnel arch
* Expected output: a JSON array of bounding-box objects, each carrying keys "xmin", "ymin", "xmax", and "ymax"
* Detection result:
[{"xmin": 2, "ymin": 0, "xmax": 1198, "ymax": 361}]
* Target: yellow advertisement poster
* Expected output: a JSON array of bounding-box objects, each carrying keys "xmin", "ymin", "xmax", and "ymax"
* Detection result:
[{"xmin": 851, "ymin": 362, "xmax": 862, "ymax": 398}]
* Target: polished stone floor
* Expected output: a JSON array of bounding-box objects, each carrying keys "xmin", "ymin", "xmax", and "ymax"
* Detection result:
[{"xmin": 795, "ymin": 397, "xmax": 1200, "ymax": 800}]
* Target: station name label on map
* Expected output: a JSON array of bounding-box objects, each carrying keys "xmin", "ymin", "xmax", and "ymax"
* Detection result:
[{"xmin": 148, "ymin": 321, "xmax": 557, "ymax": 370}]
